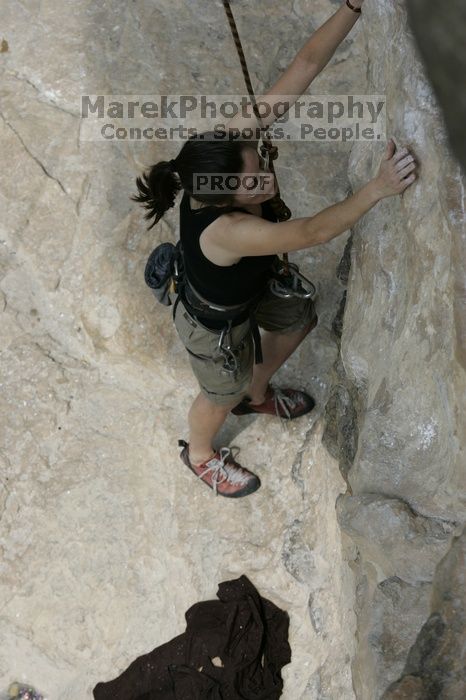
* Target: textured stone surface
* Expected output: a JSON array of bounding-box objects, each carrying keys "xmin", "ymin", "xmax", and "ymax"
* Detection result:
[
  {"xmin": 382, "ymin": 527, "xmax": 466, "ymax": 699},
  {"xmin": 323, "ymin": 1, "xmax": 466, "ymax": 698},
  {"xmin": 336, "ymin": 494, "xmax": 459, "ymax": 585},
  {"xmin": 342, "ymin": 2, "xmax": 466, "ymax": 523},
  {"xmin": 0, "ymin": 1, "xmax": 366, "ymax": 697},
  {"xmin": 351, "ymin": 570, "xmax": 431, "ymax": 698}
]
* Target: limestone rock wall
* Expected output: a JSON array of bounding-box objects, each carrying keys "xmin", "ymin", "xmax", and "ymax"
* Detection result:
[
  {"xmin": 2, "ymin": 0, "xmax": 464, "ymax": 697},
  {"xmin": 382, "ymin": 526, "xmax": 466, "ymax": 700},
  {"xmin": 0, "ymin": 1, "xmax": 364, "ymax": 698},
  {"xmin": 324, "ymin": 2, "xmax": 466, "ymax": 698}
]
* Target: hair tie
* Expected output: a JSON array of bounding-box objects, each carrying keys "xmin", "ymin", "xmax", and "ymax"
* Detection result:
[{"xmin": 167, "ymin": 159, "xmax": 177, "ymax": 173}]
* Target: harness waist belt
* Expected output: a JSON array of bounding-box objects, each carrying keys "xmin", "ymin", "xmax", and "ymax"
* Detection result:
[{"xmin": 173, "ymin": 277, "xmax": 264, "ymax": 364}]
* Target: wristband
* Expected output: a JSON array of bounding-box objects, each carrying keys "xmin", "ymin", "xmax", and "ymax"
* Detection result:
[{"xmin": 346, "ymin": 0, "xmax": 362, "ymax": 13}]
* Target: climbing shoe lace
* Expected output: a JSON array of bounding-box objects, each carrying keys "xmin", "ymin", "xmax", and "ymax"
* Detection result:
[
  {"xmin": 178, "ymin": 439, "xmax": 261, "ymax": 498},
  {"xmin": 231, "ymin": 385, "xmax": 315, "ymax": 421}
]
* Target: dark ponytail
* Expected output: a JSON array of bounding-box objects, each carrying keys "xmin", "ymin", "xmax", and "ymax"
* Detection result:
[
  {"xmin": 130, "ymin": 160, "xmax": 182, "ymax": 230},
  {"xmin": 131, "ymin": 130, "xmax": 251, "ymax": 230}
]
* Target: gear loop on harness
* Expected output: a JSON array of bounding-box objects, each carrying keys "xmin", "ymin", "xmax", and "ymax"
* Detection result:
[{"xmin": 172, "ymin": 249, "xmax": 265, "ymax": 375}]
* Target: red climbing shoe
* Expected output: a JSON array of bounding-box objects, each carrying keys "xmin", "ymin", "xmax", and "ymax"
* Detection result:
[
  {"xmin": 231, "ymin": 385, "xmax": 315, "ymax": 420},
  {"xmin": 178, "ymin": 440, "xmax": 261, "ymax": 498}
]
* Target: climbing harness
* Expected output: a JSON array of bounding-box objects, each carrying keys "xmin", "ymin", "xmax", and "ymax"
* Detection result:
[
  {"xmin": 144, "ymin": 240, "xmax": 263, "ymax": 377},
  {"xmin": 221, "ymin": 0, "xmax": 316, "ymax": 302},
  {"xmin": 174, "ymin": 266, "xmax": 265, "ymax": 380}
]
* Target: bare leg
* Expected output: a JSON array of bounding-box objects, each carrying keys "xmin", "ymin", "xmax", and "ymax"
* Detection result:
[
  {"xmin": 247, "ymin": 322, "xmax": 315, "ymax": 405},
  {"xmin": 188, "ymin": 392, "xmax": 242, "ymax": 465},
  {"xmin": 187, "ymin": 321, "xmax": 315, "ymax": 464}
]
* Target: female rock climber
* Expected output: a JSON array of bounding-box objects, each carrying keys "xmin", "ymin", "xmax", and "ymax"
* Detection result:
[{"xmin": 132, "ymin": 0, "xmax": 417, "ymax": 498}]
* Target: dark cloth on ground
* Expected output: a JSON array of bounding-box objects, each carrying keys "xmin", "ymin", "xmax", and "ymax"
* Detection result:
[{"xmin": 93, "ymin": 575, "xmax": 291, "ymax": 699}]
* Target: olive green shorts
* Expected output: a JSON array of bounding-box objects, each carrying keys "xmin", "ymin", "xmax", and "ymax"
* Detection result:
[{"xmin": 173, "ymin": 285, "xmax": 318, "ymax": 406}]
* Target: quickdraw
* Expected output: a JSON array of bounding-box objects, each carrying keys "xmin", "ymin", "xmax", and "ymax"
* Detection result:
[{"xmin": 221, "ymin": 0, "xmax": 316, "ymax": 302}]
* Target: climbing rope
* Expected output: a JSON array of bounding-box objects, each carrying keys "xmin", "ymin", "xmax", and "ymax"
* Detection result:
[
  {"xmin": 221, "ymin": 0, "xmax": 292, "ymax": 228},
  {"xmin": 221, "ymin": 1, "xmax": 316, "ymax": 301}
]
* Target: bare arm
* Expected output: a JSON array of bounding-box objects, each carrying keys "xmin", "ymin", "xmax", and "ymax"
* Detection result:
[
  {"xmin": 225, "ymin": 1, "xmax": 363, "ymax": 134},
  {"xmin": 205, "ymin": 140, "xmax": 417, "ymax": 257},
  {"xmin": 208, "ymin": 182, "xmax": 380, "ymax": 257}
]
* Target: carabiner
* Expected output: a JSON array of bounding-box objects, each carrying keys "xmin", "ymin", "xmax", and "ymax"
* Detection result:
[
  {"xmin": 269, "ymin": 262, "xmax": 316, "ymax": 300},
  {"xmin": 218, "ymin": 322, "xmax": 232, "ymax": 352},
  {"xmin": 217, "ymin": 321, "xmax": 240, "ymax": 378}
]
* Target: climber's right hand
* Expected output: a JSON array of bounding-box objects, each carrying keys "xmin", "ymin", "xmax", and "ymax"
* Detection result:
[{"xmin": 372, "ymin": 138, "xmax": 418, "ymax": 198}]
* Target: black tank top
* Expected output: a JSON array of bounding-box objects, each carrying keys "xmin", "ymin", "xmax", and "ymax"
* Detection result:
[{"xmin": 179, "ymin": 191, "xmax": 278, "ymax": 328}]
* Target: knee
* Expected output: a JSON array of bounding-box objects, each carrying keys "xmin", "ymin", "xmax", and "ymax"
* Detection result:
[{"xmin": 193, "ymin": 390, "xmax": 242, "ymax": 414}]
